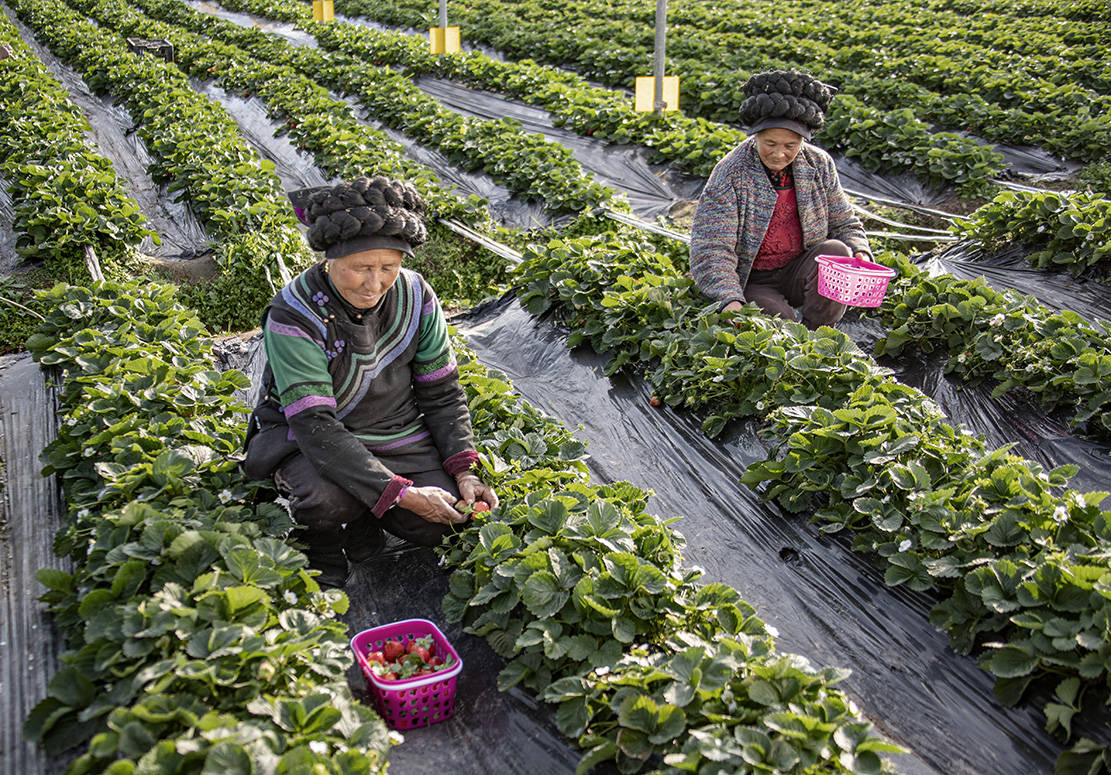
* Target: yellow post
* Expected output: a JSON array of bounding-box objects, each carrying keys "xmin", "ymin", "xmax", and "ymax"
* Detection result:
[
  {"xmin": 312, "ymin": 0, "xmax": 334, "ymax": 22},
  {"xmin": 429, "ymin": 26, "xmax": 461, "ymax": 54},
  {"xmin": 634, "ymin": 76, "xmax": 679, "ymax": 112}
]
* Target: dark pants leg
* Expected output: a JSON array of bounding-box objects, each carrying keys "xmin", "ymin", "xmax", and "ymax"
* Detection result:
[
  {"xmin": 274, "ymin": 453, "xmax": 365, "ymax": 587},
  {"xmin": 745, "ymin": 239, "xmax": 850, "ymax": 329},
  {"xmin": 274, "ymin": 455, "xmax": 463, "ymax": 583}
]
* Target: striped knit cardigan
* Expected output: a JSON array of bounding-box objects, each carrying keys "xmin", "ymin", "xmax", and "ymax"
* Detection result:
[
  {"xmin": 245, "ymin": 262, "xmax": 477, "ymax": 517},
  {"xmin": 690, "ymin": 137, "xmax": 870, "ymax": 305}
]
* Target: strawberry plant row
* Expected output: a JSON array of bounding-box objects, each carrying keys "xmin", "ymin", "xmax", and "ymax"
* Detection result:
[
  {"xmin": 331, "ymin": 0, "xmax": 1007, "ymax": 195},
  {"xmin": 126, "ymin": 0, "xmax": 615, "ymax": 214},
  {"xmin": 949, "ymin": 190, "xmax": 1111, "ymax": 277},
  {"xmin": 206, "ymin": 0, "xmax": 746, "ymax": 179},
  {"xmin": 67, "ymin": 0, "xmax": 479, "ymax": 224},
  {"xmin": 6, "ymin": 0, "xmax": 318, "ymax": 332},
  {"xmin": 0, "ymin": 14, "xmax": 151, "ymax": 281},
  {"xmin": 513, "ymin": 229, "xmax": 1111, "ymax": 769},
  {"xmin": 563, "ymin": 0, "xmax": 1110, "ymax": 98},
  {"xmin": 874, "ymin": 254, "xmax": 1111, "ymax": 440},
  {"xmin": 443, "ymin": 339, "xmax": 902, "ymax": 773},
  {"xmin": 337, "ymin": 0, "xmax": 1108, "ymax": 163},
  {"xmin": 24, "ymin": 279, "xmax": 396, "ymax": 774}
]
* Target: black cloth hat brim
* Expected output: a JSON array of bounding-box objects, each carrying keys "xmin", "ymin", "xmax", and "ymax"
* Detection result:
[{"xmin": 324, "ymin": 235, "xmax": 415, "ymax": 259}]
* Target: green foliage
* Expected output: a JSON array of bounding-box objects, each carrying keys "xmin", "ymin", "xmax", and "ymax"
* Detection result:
[
  {"xmin": 951, "ymin": 190, "xmax": 1111, "ymax": 276},
  {"xmin": 876, "ymin": 253, "xmax": 1111, "ymax": 438},
  {"xmin": 513, "ymin": 229, "xmax": 1111, "ymax": 767},
  {"xmin": 125, "ymin": 0, "xmax": 613, "ymax": 215},
  {"xmin": 0, "ymin": 13, "xmax": 152, "ymax": 281},
  {"xmin": 24, "ymin": 280, "xmax": 394, "ymax": 774},
  {"xmin": 121, "ymin": 0, "xmax": 481, "ymax": 220},
  {"xmin": 1079, "ymin": 161, "xmax": 1111, "ymax": 199},
  {"xmin": 177, "ymin": 221, "xmax": 315, "ymax": 332},
  {"xmin": 0, "ymin": 272, "xmax": 52, "ymax": 354},
  {"xmin": 8, "ymin": 0, "xmax": 319, "ymax": 333},
  {"xmin": 446, "ymin": 338, "xmax": 900, "ymax": 773},
  {"xmin": 405, "ymin": 223, "xmax": 512, "ymax": 309},
  {"xmin": 308, "ymin": 18, "xmax": 745, "ymax": 179}
]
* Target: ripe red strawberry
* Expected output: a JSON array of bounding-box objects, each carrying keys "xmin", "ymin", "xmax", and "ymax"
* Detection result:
[
  {"xmin": 649, "ymin": 395, "xmax": 662, "ymax": 407},
  {"xmin": 366, "ymin": 650, "xmax": 386, "ymax": 665},
  {"xmin": 383, "ymin": 640, "xmax": 405, "ymax": 662},
  {"xmin": 473, "ymin": 501, "xmax": 490, "ymax": 513},
  {"xmin": 429, "ymin": 656, "xmax": 443, "ymax": 667},
  {"xmin": 407, "ymin": 642, "xmax": 431, "ymax": 662}
]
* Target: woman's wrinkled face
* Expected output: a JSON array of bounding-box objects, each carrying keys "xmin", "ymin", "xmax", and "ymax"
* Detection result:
[
  {"xmin": 327, "ymin": 248, "xmax": 403, "ymax": 309},
  {"xmin": 755, "ymin": 127, "xmax": 804, "ymax": 171}
]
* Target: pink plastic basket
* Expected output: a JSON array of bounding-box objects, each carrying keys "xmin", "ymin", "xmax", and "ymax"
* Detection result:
[
  {"xmin": 815, "ymin": 254, "xmax": 897, "ymax": 307},
  {"xmin": 351, "ymin": 618, "xmax": 463, "ymax": 730}
]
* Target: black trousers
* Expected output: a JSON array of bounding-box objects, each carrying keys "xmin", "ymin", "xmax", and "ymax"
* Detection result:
[{"xmin": 273, "ymin": 452, "xmax": 461, "ymax": 551}]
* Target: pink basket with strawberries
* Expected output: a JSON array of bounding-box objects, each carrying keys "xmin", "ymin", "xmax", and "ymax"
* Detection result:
[{"xmin": 351, "ymin": 618, "xmax": 463, "ymax": 730}]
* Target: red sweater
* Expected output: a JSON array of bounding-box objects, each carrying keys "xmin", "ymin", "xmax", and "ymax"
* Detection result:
[{"xmin": 752, "ymin": 168, "xmax": 803, "ymax": 271}]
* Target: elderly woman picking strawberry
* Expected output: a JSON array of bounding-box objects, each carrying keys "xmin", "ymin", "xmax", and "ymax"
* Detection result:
[
  {"xmin": 244, "ymin": 176, "xmax": 497, "ymax": 588},
  {"xmin": 690, "ymin": 70, "xmax": 873, "ymax": 329}
]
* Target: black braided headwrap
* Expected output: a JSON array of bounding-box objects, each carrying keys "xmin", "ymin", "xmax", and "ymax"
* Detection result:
[
  {"xmin": 289, "ymin": 176, "xmax": 428, "ymax": 257},
  {"xmin": 739, "ymin": 70, "xmax": 835, "ymax": 137}
]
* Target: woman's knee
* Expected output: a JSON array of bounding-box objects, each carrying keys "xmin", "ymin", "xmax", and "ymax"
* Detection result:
[{"xmin": 275, "ymin": 455, "xmax": 366, "ymax": 530}]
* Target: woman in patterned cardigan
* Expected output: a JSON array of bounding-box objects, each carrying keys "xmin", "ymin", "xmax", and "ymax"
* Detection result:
[
  {"xmin": 244, "ymin": 177, "xmax": 498, "ymax": 587},
  {"xmin": 690, "ymin": 70, "xmax": 872, "ymax": 329}
]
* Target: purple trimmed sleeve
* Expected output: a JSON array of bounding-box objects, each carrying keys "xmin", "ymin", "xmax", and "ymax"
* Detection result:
[
  {"xmin": 443, "ymin": 449, "xmax": 480, "ymax": 476},
  {"xmin": 371, "ymin": 475, "xmax": 414, "ymax": 518}
]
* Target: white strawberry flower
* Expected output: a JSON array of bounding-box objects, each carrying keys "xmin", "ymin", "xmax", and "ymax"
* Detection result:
[
  {"xmin": 765, "ymin": 624, "xmax": 779, "ymax": 638},
  {"xmin": 1052, "ymin": 505, "xmax": 1068, "ymax": 524},
  {"xmin": 309, "ymin": 740, "xmax": 328, "ymax": 755},
  {"xmin": 388, "ymin": 731, "xmax": 405, "ymax": 745},
  {"xmin": 218, "ymin": 489, "xmax": 233, "ymax": 504},
  {"xmin": 283, "ymin": 590, "xmax": 297, "ymax": 605},
  {"xmin": 989, "ymin": 313, "xmax": 1005, "ymax": 327},
  {"xmin": 899, "ymin": 539, "xmax": 913, "ymax": 552},
  {"xmin": 595, "ymin": 666, "xmax": 611, "ymax": 676}
]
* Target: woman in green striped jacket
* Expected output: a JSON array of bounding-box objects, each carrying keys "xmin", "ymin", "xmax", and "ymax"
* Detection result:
[{"xmin": 244, "ymin": 177, "xmax": 497, "ymax": 588}]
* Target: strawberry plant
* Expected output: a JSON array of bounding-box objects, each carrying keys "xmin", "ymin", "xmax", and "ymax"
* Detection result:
[
  {"xmin": 24, "ymin": 280, "xmax": 396, "ymax": 773},
  {"xmin": 875, "ymin": 253, "xmax": 1111, "ymax": 439},
  {"xmin": 0, "ymin": 14, "xmax": 152, "ymax": 282},
  {"xmin": 330, "ymin": 0, "xmax": 1109, "ymax": 166},
  {"xmin": 511, "ymin": 226, "xmax": 1111, "ymax": 769},
  {"xmin": 7, "ymin": 0, "xmax": 318, "ymax": 332},
  {"xmin": 123, "ymin": 0, "xmax": 615, "ymax": 214},
  {"xmin": 950, "ymin": 190, "xmax": 1111, "ymax": 277}
]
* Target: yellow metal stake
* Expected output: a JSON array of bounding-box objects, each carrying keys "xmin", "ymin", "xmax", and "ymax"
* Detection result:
[
  {"xmin": 311, "ymin": 0, "xmax": 333, "ymax": 21},
  {"xmin": 633, "ymin": 0, "xmax": 678, "ymax": 112},
  {"xmin": 430, "ymin": 0, "xmax": 460, "ymax": 54}
]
